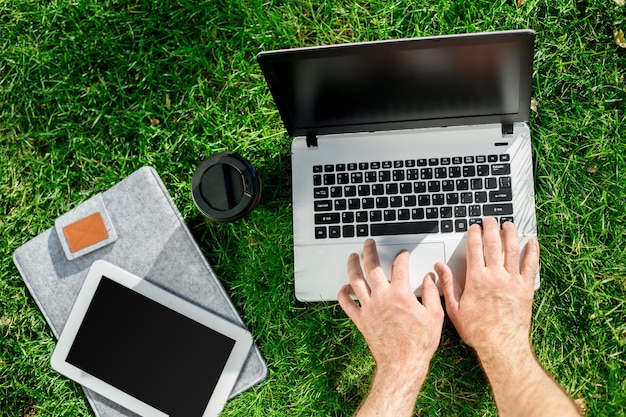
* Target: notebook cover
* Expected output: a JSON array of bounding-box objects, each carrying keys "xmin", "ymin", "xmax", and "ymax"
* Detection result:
[{"xmin": 13, "ymin": 166, "xmax": 267, "ymax": 417}]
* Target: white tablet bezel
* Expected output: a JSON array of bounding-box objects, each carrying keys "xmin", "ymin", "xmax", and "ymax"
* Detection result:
[{"xmin": 51, "ymin": 260, "xmax": 253, "ymax": 417}]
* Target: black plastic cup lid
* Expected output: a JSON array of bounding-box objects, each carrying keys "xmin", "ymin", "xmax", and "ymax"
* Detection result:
[{"xmin": 191, "ymin": 152, "xmax": 261, "ymax": 222}]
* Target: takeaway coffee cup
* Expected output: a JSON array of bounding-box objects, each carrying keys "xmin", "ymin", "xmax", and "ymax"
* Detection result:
[{"xmin": 191, "ymin": 152, "xmax": 261, "ymax": 222}]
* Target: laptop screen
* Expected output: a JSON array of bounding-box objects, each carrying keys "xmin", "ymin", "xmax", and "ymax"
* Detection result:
[{"xmin": 258, "ymin": 30, "xmax": 534, "ymax": 137}]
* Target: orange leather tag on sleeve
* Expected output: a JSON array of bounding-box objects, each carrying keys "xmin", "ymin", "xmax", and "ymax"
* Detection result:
[{"xmin": 62, "ymin": 212, "xmax": 109, "ymax": 253}]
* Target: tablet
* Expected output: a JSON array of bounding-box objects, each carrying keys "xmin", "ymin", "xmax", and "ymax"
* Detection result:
[{"xmin": 51, "ymin": 260, "xmax": 253, "ymax": 417}]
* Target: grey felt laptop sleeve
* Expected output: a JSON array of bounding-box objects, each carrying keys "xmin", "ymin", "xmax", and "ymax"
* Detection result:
[{"xmin": 13, "ymin": 166, "xmax": 267, "ymax": 417}]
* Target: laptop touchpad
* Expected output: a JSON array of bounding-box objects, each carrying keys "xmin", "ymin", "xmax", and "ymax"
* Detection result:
[{"xmin": 373, "ymin": 242, "xmax": 445, "ymax": 294}]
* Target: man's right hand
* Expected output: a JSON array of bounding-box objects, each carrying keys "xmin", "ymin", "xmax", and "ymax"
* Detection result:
[
  {"xmin": 436, "ymin": 217, "xmax": 539, "ymax": 357},
  {"xmin": 436, "ymin": 217, "xmax": 581, "ymax": 417}
]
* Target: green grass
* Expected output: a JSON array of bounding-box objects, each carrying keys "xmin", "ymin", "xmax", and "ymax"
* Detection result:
[{"xmin": 1, "ymin": 0, "xmax": 625, "ymax": 415}]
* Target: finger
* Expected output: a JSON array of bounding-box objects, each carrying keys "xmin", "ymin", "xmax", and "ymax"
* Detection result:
[
  {"xmin": 390, "ymin": 249, "xmax": 411, "ymax": 292},
  {"xmin": 337, "ymin": 284, "xmax": 362, "ymax": 321},
  {"xmin": 502, "ymin": 221, "xmax": 520, "ymax": 273},
  {"xmin": 437, "ymin": 262, "xmax": 460, "ymax": 315},
  {"xmin": 347, "ymin": 252, "xmax": 370, "ymax": 301},
  {"xmin": 482, "ymin": 216, "xmax": 503, "ymax": 267},
  {"xmin": 362, "ymin": 239, "xmax": 388, "ymax": 288},
  {"xmin": 421, "ymin": 272, "xmax": 443, "ymax": 314},
  {"xmin": 520, "ymin": 237, "xmax": 540, "ymax": 284},
  {"xmin": 466, "ymin": 223, "xmax": 485, "ymax": 270}
]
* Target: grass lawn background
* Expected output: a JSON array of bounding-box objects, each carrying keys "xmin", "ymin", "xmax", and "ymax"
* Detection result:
[{"xmin": 1, "ymin": 0, "xmax": 625, "ymax": 416}]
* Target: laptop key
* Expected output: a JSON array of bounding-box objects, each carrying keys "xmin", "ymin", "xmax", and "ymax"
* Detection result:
[
  {"xmin": 463, "ymin": 166, "xmax": 476, "ymax": 177},
  {"xmin": 441, "ymin": 220, "xmax": 454, "ymax": 232},
  {"xmin": 356, "ymin": 211, "xmax": 368, "ymax": 222},
  {"xmin": 449, "ymin": 166, "xmax": 461, "ymax": 178},
  {"xmin": 442, "ymin": 180, "xmax": 455, "ymax": 191},
  {"xmin": 343, "ymin": 225, "xmax": 355, "ymax": 238},
  {"xmin": 440, "ymin": 207, "xmax": 453, "ymax": 218},
  {"xmin": 329, "ymin": 226, "xmax": 341, "ymax": 238},
  {"xmin": 491, "ymin": 163, "xmax": 511, "ymax": 175},
  {"xmin": 404, "ymin": 195, "xmax": 417, "ymax": 207},
  {"xmin": 386, "ymin": 183, "xmax": 399, "ymax": 194},
  {"xmin": 372, "ymin": 184, "xmax": 385, "ymax": 195},
  {"xmin": 370, "ymin": 221, "xmax": 439, "ymax": 236},
  {"xmin": 344, "ymin": 185, "xmax": 357, "ymax": 197},
  {"xmin": 390, "ymin": 196, "xmax": 403, "ymax": 207},
  {"xmin": 348, "ymin": 199, "xmax": 360, "ymax": 210},
  {"xmin": 358, "ymin": 185, "xmax": 370, "ymax": 196},
  {"xmin": 477, "ymin": 164, "xmax": 490, "ymax": 176},
  {"xmin": 483, "ymin": 203, "xmax": 514, "ymax": 216},
  {"xmin": 398, "ymin": 209, "xmax": 410, "ymax": 220},
  {"xmin": 469, "ymin": 218, "xmax": 483, "ymax": 227},
  {"xmin": 314, "ymin": 200, "xmax": 333, "ymax": 211},
  {"xmin": 342, "ymin": 212, "xmax": 354, "ymax": 223},
  {"xmin": 420, "ymin": 168, "xmax": 433, "ymax": 179},
  {"xmin": 334, "ymin": 199, "xmax": 347, "ymax": 210},
  {"xmin": 412, "ymin": 208, "xmax": 425, "ymax": 219},
  {"xmin": 475, "ymin": 191, "xmax": 488, "ymax": 203},
  {"xmin": 351, "ymin": 172, "xmax": 363, "ymax": 183},
  {"xmin": 414, "ymin": 181, "xmax": 427, "ymax": 193},
  {"xmin": 357, "ymin": 224, "xmax": 369, "ymax": 236},
  {"xmin": 314, "ymin": 187, "xmax": 328, "ymax": 198},
  {"xmin": 455, "ymin": 206, "xmax": 467, "ymax": 217},
  {"xmin": 461, "ymin": 192, "xmax": 473, "ymax": 204},
  {"xmin": 455, "ymin": 219, "xmax": 468, "ymax": 232},
  {"xmin": 315, "ymin": 213, "xmax": 340, "ymax": 224},
  {"xmin": 489, "ymin": 188, "xmax": 512, "ymax": 202},
  {"xmin": 384, "ymin": 210, "xmax": 396, "ymax": 221},
  {"xmin": 315, "ymin": 227, "xmax": 327, "ymax": 239},
  {"xmin": 400, "ymin": 182, "xmax": 413, "ymax": 193},
  {"xmin": 376, "ymin": 197, "xmax": 388, "ymax": 208},
  {"xmin": 364, "ymin": 171, "xmax": 377, "ymax": 183}
]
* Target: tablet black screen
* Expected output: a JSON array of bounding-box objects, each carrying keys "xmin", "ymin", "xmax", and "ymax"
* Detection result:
[{"xmin": 66, "ymin": 276, "xmax": 236, "ymax": 417}]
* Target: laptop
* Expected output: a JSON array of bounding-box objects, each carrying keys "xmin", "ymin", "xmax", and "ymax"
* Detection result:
[{"xmin": 257, "ymin": 30, "xmax": 539, "ymax": 301}]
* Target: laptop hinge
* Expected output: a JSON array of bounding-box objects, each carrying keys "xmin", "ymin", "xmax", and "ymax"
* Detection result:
[
  {"xmin": 306, "ymin": 134, "xmax": 318, "ymax": 148},
  {"xmin": 502, "ymin": 123, "xmax": 514, "ymax": 136}
]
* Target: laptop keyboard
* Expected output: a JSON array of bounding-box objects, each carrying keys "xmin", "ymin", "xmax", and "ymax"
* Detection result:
[{"xmin": 312, "ymin": 154, "xmax": 513, "ymax": 239}]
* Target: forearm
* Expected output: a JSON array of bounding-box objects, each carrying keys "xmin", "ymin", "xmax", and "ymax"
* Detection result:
[
  {"xmin": 478, "ymin": 344, "xmax": 581, "ymax": 417},
  {"xmin": 355, "ymin": 363, "xmax": 428, "ymax": 417}
]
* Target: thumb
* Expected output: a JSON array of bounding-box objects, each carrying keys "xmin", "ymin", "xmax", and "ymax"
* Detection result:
[{"xmin": 436, "ymin": 262, "xmax": 460, "ymax": 316}]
